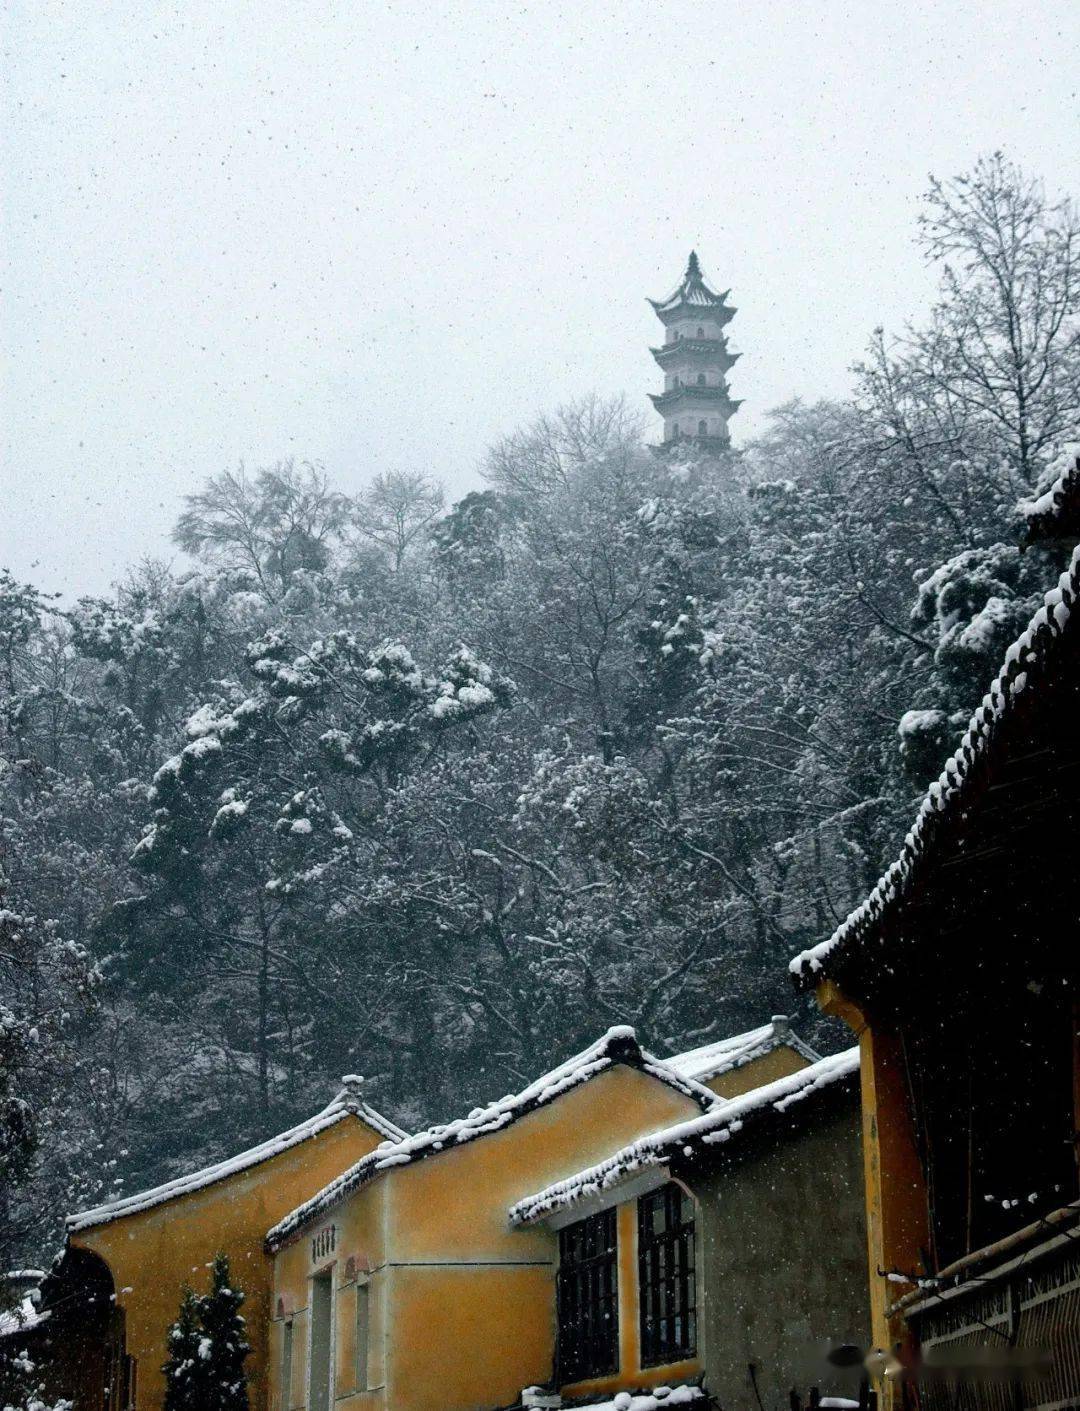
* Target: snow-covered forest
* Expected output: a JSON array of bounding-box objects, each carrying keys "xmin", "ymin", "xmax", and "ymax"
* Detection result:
[{"xmin": 3, "ymin": 155, "xmax": 1079, "ymax": 1268}]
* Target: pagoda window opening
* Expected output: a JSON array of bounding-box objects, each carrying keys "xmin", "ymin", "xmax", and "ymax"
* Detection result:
[
  {"xmin": 696, "ymin": 326, "xmax": 704, "ymax": 338},
  {"xmin": 696, "ymin": 373, "xmax": 706, "ymax": 385},
  {"xmin": 556, "ymin": 1208, "xmax": 619, "ymax": 1382},
  {"xmin": 670, "ymin": 423, "xmax": 680, "ymax": 439},
  {"xmin": 639, "ymin": 1182, "xmax": 697, "ymax": 1366},
  {"xmin": 698, "ymin": 420, "xmax": 707, "ymax": 436}
]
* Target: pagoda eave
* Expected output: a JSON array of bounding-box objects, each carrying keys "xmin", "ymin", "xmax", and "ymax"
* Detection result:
[
  {"xmin": 651, "ymin": 345, "xmax": 740, "ymax": 373},
  {"xmin": 649, "ymin": 301, "xmax": 736, "ymax": 329},
  {"xmin": 649, "ymin": 387, "xmax": 738, "ymax": 412},
  {"xmin": 650, "ymin": 338, "xmax": 728, "ymax": 358}
]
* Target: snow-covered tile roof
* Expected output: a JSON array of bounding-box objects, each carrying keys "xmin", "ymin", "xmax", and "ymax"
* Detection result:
[
  {"xmin": 665, "ymin": 1015, "xmax": 820, "ymax": 1084},
  {"xmin": 790, "ymin": 536, "xmax": 1080, "ymax": 987},
  {"xmin": 66, "ymin": 1078, "xmax": 407, "ymax": 1234},
  {"xmin": 1021, "ymin": 446, "xmax": 1080, "ymax": 543},
  {"xmin": 266, "ymin": 1026, "xmax": 719, "ymax": 1251},
  {"xmin": 508, "ymin": 1047, "xmax": 860, "ymax": 1227},
  {"xmin": 649, "ymin": 253, "xmax": 732, "ymax": 315},
  {"xmin": 0, "ymin": 1296, "xmax": 48, "ymax": 1340}
]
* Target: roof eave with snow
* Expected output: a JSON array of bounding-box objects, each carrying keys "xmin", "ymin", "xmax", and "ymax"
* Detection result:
[
  {"xmin": 664, "ymin": 1017, "xmax": 821, "ymax": 1085},
  {"xmin": 266, "ymin": 1027, "xmax": 720, "ymax": 1252},
  {"xmin": 67, "ymin": 1091, "xmax": 407, "ymax": 1234},
  {"xmin": 790, "ymin": 507, "xmax": 1080, "ymax": 991},
  {"xmin": 508, "ymin": 1047, "xmax": 860, "ymax": 1228}
]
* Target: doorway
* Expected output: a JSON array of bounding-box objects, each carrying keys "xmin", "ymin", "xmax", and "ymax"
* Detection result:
[{"xmin": 308, "ymin": 1271, "xmax": 334, "ymax": 1411}]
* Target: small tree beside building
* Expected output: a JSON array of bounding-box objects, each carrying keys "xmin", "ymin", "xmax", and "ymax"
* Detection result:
[{"xmin": 162, "ymin": 1256, "xmax": 250, "ymax": 1411}]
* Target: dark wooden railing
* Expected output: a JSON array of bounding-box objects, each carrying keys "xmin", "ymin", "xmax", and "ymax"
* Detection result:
[{"xmin": 902, "ymin": 1216, "xmax": 1080, "ymax": 1410}]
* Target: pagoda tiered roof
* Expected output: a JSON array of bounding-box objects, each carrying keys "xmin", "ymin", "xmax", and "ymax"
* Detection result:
[
  {"xmin": 649, "ymin": 384, "xmax": 742, "ymax": 414},
  {"xmin": 649, "ymin": 251, "xmax": 736, "ymax": 323}
]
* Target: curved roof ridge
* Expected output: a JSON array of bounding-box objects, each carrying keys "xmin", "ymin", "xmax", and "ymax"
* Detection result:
[
  {"xmin": 266, "ymin": 1026, "xmax": 719, "ymax": 1251},
  {"xmin": 649, "ymin": 251, "xmax": 730, "ymax": 314},
  {"xmin": 1021, "ymin": 445, "xmax": 1080, "ymax": 544},
  {"xmin": 665, "ymin": 1017, "xmax": 821, "ymax": 1084},
  {"xmin": 67, "ymin": 1082, "xmax": 407, "ymax": 1233}
]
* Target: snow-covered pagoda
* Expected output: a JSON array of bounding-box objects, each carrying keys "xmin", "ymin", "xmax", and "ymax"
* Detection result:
[{"xmin": 648, "ymin": 252, "xmax": 741, "ymax": 450}]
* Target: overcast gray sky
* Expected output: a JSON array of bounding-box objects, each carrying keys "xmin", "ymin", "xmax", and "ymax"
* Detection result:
[{"xmin": 4, "ymin": 0, "xmax": 1079, "ymax": 596}]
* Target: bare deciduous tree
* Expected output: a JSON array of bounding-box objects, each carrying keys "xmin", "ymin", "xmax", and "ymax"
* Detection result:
[
  {"xmin": 351, "ymin": 470, "xmax": 444, "ymax": 573},
  {"xmin": 173, "ymin": 460, "xmax": 350, "ymax": 596},
  {"xmin": 861, "ymin": 154, "xmax": 1080, "ymax": 490},
  {"xmin": 484, "ymin": 394, "xmax": 646, "ymax": 500}
]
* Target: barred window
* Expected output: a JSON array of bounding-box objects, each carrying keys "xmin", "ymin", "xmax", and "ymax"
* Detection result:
[
  {"xmin": 638, "ymin": 1183, "xmax": 696, "ymax": 1366},
  {"xmin": 557, "ymin": 1208, "xmax": 619, "ymax": 1381}
]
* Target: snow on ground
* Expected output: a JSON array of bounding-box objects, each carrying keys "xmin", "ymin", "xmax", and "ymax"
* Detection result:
[{"xmin": 548, "ymin": 1385, "xmax": 705, "ymax": 1411}]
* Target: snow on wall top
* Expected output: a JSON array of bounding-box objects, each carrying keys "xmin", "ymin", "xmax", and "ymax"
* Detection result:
[
  {"xmin": 508, "ymin": 1047, "xmax": 859, "ymax": 1226},
  {"xmin": 664, "ymin": 1015, "xmax": 821, "ymax": 1084},
  {"xmin": 266, "ymin": 1026, "xmax": 719, "ymax": 1251},
  {"xmin": 533, "ymin": 1385, "xmax": 705, "ymax": 1411},
  {"xmin": 790, "ymin": 537, "xmax": 1080, "ymax": 986},
  {"xmin": 0, "ymin": 1296, "xmax": 48, "ymax": 1341},
  {"xmin": 66, "ymin": 1079, "xmax": 408, "ymax": 1234}
]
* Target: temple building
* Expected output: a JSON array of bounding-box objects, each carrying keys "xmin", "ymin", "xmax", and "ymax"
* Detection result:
[
  {"xmin": 648, "ymin": 253, "xmax": 741, "ymax": 450},
  {"xmin": 6, "ymin": 1019, "xmax": 870, "ymax": 1411},
  {"xmin": 791, "ymin": 451, "xmax": 1080, "ymax": 1409}
]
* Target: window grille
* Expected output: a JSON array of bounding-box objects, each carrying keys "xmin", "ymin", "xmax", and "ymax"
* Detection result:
[
  {"xmin": 638, "ymin": 1183, "xmax": 696, "ymax": 1366},
  {"xmin": 557, "ymin": 1208, "xmax": 619, "ymax": 1381}
]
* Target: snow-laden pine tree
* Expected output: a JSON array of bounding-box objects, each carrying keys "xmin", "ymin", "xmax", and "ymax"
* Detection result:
[
  {"xmin": 162, "ymin": 1258, "xmax": 249, "ymax": 1411},
  {"xmin": 162, "ymin": 1288, "xmax": 206, "ymax": 1411},
  {"xmin": 198, "ymin": 1254, "xmax": 251, "ymax": 1411}
]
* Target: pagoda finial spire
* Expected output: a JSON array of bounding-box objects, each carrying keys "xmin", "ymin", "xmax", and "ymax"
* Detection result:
[{"xmin": 686, "ymin": 250, "xmax": 700, "ymax": 277}]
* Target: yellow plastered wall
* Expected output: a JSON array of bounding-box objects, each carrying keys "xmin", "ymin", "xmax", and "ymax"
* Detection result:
[
  {"xmin": 271, "ymin": 1064, "xmax": 706, "ymax": 1411},
  {"xmin": 72, "ymin": 1115, "xmax": 388, "ymax": 1411},
  {"xmin": 817, "ymin": 982, "xmax": 928, "ymax": 1411}
]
